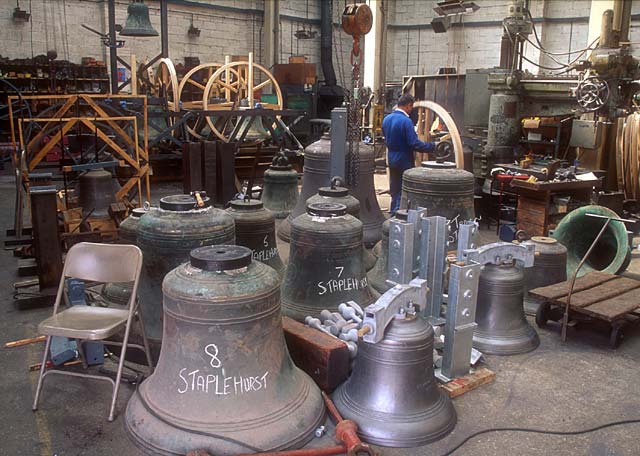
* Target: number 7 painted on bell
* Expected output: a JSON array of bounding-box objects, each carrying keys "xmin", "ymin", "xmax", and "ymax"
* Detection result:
[{"xmin": 335, "ymin": 266, "xmax": 344, "ymax": 278}]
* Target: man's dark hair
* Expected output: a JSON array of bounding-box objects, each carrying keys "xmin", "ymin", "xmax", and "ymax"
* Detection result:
[{"xmin": 397, "ymin": 93, "xmax": 415, "ymax": 107}]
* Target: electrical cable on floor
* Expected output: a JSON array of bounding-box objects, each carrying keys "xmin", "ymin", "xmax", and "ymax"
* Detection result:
[{"xmin": 440, "ymin": 419, "xmax": 640, "ymax": 455}]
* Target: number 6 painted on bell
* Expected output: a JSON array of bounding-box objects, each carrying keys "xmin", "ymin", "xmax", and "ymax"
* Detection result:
[{"xmin": 263, "ymin": 235, "xmax": 269, "ymax": 248}]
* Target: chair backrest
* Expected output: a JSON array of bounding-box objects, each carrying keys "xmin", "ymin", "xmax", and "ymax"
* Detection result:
[{"xmin": 63, "ymin": 242, "xmax": 142, "ymax": 284}]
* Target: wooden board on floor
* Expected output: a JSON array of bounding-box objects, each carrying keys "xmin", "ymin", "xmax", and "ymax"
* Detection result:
[
  {"xmin": 440, "ymin": 367, "xmax": 496, "ymax": 398},
  {"xmin": 529, "ymin": 271, "xmax": 617, "ymax": 300}
]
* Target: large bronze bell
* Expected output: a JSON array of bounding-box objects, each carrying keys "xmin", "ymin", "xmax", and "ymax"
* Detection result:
[
  {"xmin": 120, "ymin": 0, "xmax": 159, "ymax": 37},
  {"xmin": 261, "ymin": 155, "xmax": 299, "ymax": 219},
  {"xmin": 281, "ymin": 202, "xmax": 377, "ymax": 322},
  {"xmin": 278, "ymin": 134, "xmax": 332, "ymax": 242},
  {"xmin": 400, "ymin": 160, "xmax": 475, "ymax": 225},
  {"xmin": 350, "ymin": 142, "xmax": 385, "ymax": 248},
  {"xmin": 306, "ymin": 180, "xmax": 377, "ymax": 272},
  {"xmin": 125, "ymin": 245, "xmax": 325, "ymax": 455},
  {"xmin": 278, "ymin": 134, "xmax": 385, "ymax": 247},
  {"xmin": 77, "ymin": 168, "xmax": 119, "ymax": 218},
  {"xmin": 333, "ymin": 281, "xmax": 457, "ymax": 447},
  {"xmin": 226, "ymin": 199, "xmax": 285, "ymax": 278},
  {"xmin": 136, "ymin": 194, "xmax": 235, "ymax": 343},
  {"xmin": 473, "ymin": 262, "xmax": 540, "ymax": 355}
]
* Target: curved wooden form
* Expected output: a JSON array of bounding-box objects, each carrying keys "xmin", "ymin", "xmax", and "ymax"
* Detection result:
[
  {"xmin": 154, "ymin": 58, "xmax": 179, "ymax": 113},
  {"xmin": 414, "ymin": 100, "xmax": 464, "ymax": 169},
  {"xmin": 202, "ymin": 53, "xmax": 283, "ymax": 141},
  {"xmin": 177, "ymin": 63, "xmax": 223, "ymax": 139}
]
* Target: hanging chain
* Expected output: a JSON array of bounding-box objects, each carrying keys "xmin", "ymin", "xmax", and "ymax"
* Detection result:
[{"xmin": 346, "ymin": 35, "xmax": 362, "ymax": 188}]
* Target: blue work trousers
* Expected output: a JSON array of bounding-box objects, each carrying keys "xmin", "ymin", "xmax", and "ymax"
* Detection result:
[{"xmin": 389, "ymin": 165, "xmax": 410, "ymax": 215}]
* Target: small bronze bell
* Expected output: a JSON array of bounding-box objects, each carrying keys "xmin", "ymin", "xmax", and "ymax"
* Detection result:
[
  {"xmin": 261, "ymin": 154, "xmax": 299, "ymax": 219},
  {"xmin": 120, "ymin": 0, "xmax": 159, "ymax": 37}
]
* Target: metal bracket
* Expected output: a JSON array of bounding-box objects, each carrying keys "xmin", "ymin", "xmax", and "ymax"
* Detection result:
[
  {"xmin": 362, "ymin": 278, "xmax": 428, "ymax": 344},
  {"xmin": 440, "ymin": 261, "xmax": 481, "ymax": 381},
  {"xmin": 456, "ymin": 220, "xmax": 478, "ymax": 260},
  {"xmin": 420, "ymin": 216, "xmax": 447, "ymax": 320},
  {"xmin": 387, "ymin": 218, "xmax": 415, "ymax": 286},
  {"xmin": 462, "ymin": 241, "xmax": 535, "ymax": 268}
]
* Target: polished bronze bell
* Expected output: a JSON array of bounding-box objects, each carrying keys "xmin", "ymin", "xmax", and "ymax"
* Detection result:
[
  {"xmin": 278, "ymin": 134, "xmax": 331, "ymax": 242},
  {"xmin": 77, "ymin": 168, "xmax": 119, "ymax": 218},
  {"xmin": 333, "ymin": 288, "xmax": 456, "ymax": 447},
  {"xmin": 125, "ymin": 245, "xmax": 325, "ymax": 455},
  {"xmin": 261, "ymin": 154, "xmax": 299, "ymax": 219},
  {"xmin": 120, "ymin": 0, "xmax": 159, "ymax": 37},
  {"xmin": 226, "ymin": 199, "xmax": 284, "ymax": 278},
  {"xmin": 281, "ymin": 202, "xmax": 377, "ymax": 322},
  {"xmin": 473, "ymin": 262, "xmax": 539, "ymax": 355}
]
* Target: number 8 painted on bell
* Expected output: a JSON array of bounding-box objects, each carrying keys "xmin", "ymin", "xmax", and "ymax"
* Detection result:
[{"xmin": 205, "ymin": 343, "xmax": 222, "ymax": 368}]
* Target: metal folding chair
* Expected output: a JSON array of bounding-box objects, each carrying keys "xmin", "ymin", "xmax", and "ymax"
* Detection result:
[{"xmin": 32, "ymin": 242, "xmax": 153, "ymax": 421}]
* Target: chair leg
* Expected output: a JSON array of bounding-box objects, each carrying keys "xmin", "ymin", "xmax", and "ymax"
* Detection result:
[
  {"xmin": 32, "ymin": 336, "xmax": 53, "ymax": 411},
  {"xmin": 136, "ymin": 304, "xmax": 154, "ymax": 371},
  {"xmin": 108, "ymin": 323, "xmax": 133, "ymax": 422},
  {"xmin": 76, "ymin": 339, "xmax": 88, "ymax": 369}
]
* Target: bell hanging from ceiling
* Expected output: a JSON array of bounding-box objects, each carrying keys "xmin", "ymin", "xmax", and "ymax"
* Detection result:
[
  {"xmin": 473, "ymin": 262, "xmax": 540, "ymax": 355},
  {"xmin": 281, "ymin": 202, "xmax": 377, "ymax": 322},
  {"xmin": 333, "ymin": 280, "xmax": 457, "ymax": 447},
  {"xmin": 125, "ymin": 245, "xmax": 325, "ymax": 455},
  {"xmin": 120, "ymin": 0, "xmax": 159, "ymax": 37},
  {"xmin": 77, "ymin": 168, "xmax": 119, "ymax": 219}
]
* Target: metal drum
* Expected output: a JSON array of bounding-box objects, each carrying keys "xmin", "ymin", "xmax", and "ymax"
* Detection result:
[
  {"xmin": 400, "ymin": 160, "xmax": 475, "ymax": 223},
  {"xmin": 136, "ymin": 194, "xmax": 235, "ymax": 342},
  {"xmin": 368, "ymin": 218, "xmax": 391, "ymax": 293},
  {"xmin": 281, "ymin": 202, "xmax": 377, "ymax": 322},
  {"xmin": 333, "ymin": 312, "xmax": 456, "ymax": 447},
  {"xmin": 226, "ymin": 199, "xmax": 284, "ymax": 277},
  {"xmin": 523, "ymin": 236, "xmax": 567, "ymax": 316},
  {"xmin": 278, "ymin": 134, "xmax": 331, "ymax": 243},
  {"xmin": 473, "ymin": 263, "xmax": 539, "ymax": 355},
  {"xmin": 101, "ymin": 207, "xmax": 147, "ymax": 306},
  {"xmin": 77, "ymin": 168, "xmax": 119, "ymax": 218},
  {"xmin": 261, "ymin": 155, "xmax": 299, "ymax": 219},
  {"xmin": 125, "ymin": 245, "xmax": 325, "ymax": 455}
]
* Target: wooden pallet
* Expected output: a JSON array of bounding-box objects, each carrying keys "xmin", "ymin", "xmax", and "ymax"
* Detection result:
[
  {"xmin": 530, "ymin": 272, "xmax": 640, "ymax": 322},
  {"xmin": 440, "ymin": 367, "xmax": 496, "ymax": 398}
]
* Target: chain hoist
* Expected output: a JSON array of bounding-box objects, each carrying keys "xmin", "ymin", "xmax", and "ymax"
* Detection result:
[{"xmin": 342, "ymin": 3, "xmax": 373, "ymax": 187}]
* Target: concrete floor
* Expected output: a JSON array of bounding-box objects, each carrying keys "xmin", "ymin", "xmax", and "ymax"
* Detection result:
[{"xmin": 2, "ymin": 171, "xmax": 640, "ymax": 456}]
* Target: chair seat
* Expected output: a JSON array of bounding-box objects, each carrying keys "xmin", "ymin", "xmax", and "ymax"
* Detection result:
[{"xmin": 38, "ymin": 306, "xmax": 130, "ymax": 340}]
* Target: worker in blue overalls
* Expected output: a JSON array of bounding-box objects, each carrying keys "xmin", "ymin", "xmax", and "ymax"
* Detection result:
[{"xmin": 382, "ymin": 94, "xmax": 436, "ymax": 215}]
